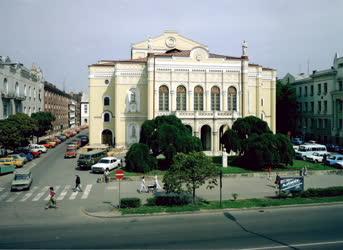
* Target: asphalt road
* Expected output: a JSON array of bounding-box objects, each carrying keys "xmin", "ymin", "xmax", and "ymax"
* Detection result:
[{"xmin": 1, "ymin": 204, "xmax": 343, "ymax": 249}]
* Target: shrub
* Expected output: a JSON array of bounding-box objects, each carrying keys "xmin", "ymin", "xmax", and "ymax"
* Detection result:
[
  {"xmin": 120, "ymin": 198, "xmax": 141, "ymax": 208},
  {"xmin": 125, "ymin": 143, "xmax": 156, "ymax": 173},
  {"xmin": 232, "ymin": 193, "xmax": 238, "ymax": 201},
  {"xmin": 146, "ymin": 197, "xmax": 157, "ymax": 206},
  {"xmin": 300, "ymin": 186, "xmax": 343, "ymax": 198},
  {"xmin": 153, "ymin": 193, "xmax": 192, "ymax": 206}
]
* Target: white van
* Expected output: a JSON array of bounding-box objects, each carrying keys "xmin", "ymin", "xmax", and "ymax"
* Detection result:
[{"xmin": 295, "ymin": 143, "xmax": 327, "ymax": 160}]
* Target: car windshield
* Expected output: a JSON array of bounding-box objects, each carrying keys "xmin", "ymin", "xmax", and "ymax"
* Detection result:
[
  {"xmin": 328, "ymin": 156, "xmax": 336, "ymax": 160},
  {"xmin": 99, "ymin": 159, "xmax": 110, "ymax": 163},
  {"xmin": 67, "ymin": 149, "xmax": 76, "ymax": 152},
  {"xmin": 14, "ymin": 174, "xmax": 29, "ymax": 180}
]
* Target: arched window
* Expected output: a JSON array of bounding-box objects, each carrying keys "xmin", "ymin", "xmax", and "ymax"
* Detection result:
[
  {"xmin": 129, "ymin": 89, "xmax": 136, "ymax": 103},
  {"xmin": 211, "ymin": 86, "xmax": 220, "ymax": 111},
  {"xmin": 24, "ymin": 85, "xmax": 27, "ymax": 96},
  {"xmin": 104, "ymin": 97, "xmax": 110, "ymax": 106},
  {"xmin": 228, "ymin": 86, "xmax": 237, "ymax": 111},
  {"xmin": 176, "ymin": 85, "xmax": 186, "ymax": 111},
  {"xmin": 4, "ymin": 78, "xmax": 8, "ymax": 94},
  {"xmin": 29, "ymin": 86, "xmax": 31, "ymax": 99},
  {"xmin": 104, "ymin": 112, "xmax": 110, "ymax": 122},
  {"xmin": 194, "ymin": 86, "xmax": 204, "ymax": 111},
  {"xmin": 159, "ymin": 85, "xmax": 169, "ymax": 111}
]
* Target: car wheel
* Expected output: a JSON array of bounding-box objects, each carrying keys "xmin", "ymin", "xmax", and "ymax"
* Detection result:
[
  {"xmin": 302, "ymin": 156, "xmax": 307, "ymax": 161},
  {"xmin": 315, "ymin": 160, "xmax": 318, "ymax": 163}
]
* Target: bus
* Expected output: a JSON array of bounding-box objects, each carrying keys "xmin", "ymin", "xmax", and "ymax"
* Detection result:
[{"xmin": 294, "ymin": 143, "xmax": 327, "ymax": 160}]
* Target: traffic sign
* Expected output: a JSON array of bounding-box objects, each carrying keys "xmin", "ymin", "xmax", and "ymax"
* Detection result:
[{"xmin": 115, "ymin": 170, "xmax": 125, "ymax": 180}]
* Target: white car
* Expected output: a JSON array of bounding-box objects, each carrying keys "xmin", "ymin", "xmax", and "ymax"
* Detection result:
[
  {"xmin": 91, "ymin": 157, "xmax": 121, "ymax": 173},
  {"xmin": 335, "ymin": 160, "xmax": 343, "ymax": 169},
  {"xmin": 29, "ymin": 144, "xmax": 47, "ymax": 153},
  {"xmin": 305, "ymin": 152, "xmax": 330, "ymax": 163}
]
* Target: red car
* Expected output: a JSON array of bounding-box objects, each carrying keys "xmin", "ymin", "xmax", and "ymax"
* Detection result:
[
  {"xmin": 38, "ymin": 140, "xmax": 53, "ymax": 149},
  {"xmin": 64, "ymin": 148, "xmax": 77, "ymax": 158}
]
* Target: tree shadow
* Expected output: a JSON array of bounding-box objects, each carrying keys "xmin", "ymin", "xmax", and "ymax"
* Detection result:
[{"xmin": 223, "ymin": 212, "xmax": 299, "ymax": 250}]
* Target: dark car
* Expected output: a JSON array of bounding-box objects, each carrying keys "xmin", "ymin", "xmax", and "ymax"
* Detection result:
[
  {"xmin": 79, "ymin": 136, "xmax": 89, "ymax": 146},
  {"xmin": 14, "ymin": 148, "xmax": 34, "ymax": 161}
]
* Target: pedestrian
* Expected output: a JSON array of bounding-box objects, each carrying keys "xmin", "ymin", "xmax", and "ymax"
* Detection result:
[
  {"xmin": 275, "ymin": 173, "xmax": 281, "ymax": 188},
  {"xmin": 139, "ymin": 176, "xmax": 147, "ymax": 193},
  {"xmin": 45, "ymin": 186, "xmax": 57, "ymax": 209},
  {"xmin": 268, "ymin": 166, "xmax": 272, "ymax": 181},
  {"xmin": 304, "ymin": 166, "xmax": 308, "ymax": 176},
  {"xmin": 104, "ymin": 169, "xmax": 110, "ymax": 183},
  {"xmin": 154, "ymin": 175, "xmax": 162, "ymax": 190},
  {"xmin": 74, "ymin": 175, "xmax": 82, "ymax": 192},
  {"xmin": 299, "ymin": 168, "xmax": 303, "ymax": 177}
]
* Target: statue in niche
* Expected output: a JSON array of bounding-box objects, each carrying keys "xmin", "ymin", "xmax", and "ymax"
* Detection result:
[
  {"xmin": 128, "ymin": 89, "xmax": 137, "ymax": 112},
  {"xmin": 242, "ymin": 40, "xmax": 248, "ymax": 56}
]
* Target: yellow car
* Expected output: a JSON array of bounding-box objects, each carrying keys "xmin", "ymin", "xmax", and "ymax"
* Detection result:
[
  {"xmin": 0, "ymin": 156, "xmax": 25, "ymax": 168},
  {"xmin": 47, "ymin": 140, "xmax": 57, "ymax": 147}
]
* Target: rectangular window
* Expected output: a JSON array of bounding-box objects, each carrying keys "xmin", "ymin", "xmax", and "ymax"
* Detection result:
[
  {"xmin": 310, "ymin": 85, "xmax": 314, "ymax": 96},
  {"xmin": 339, "ymin": 80, "xmax": 343, "ymax": 91},
  {"xmin": 324, "ymin": 101, "xmax": 327, "ymax": 112},
  {"xmin": 298, "ymin": 102, "xmax": 302, "ymax": 112},
  {"xmin": 311, "ymin": 102, "xmax": 314, "ymax": 112},
  {"xmin": 299, "ymin": 87, "xmax": 302, "ymax": 97},
  {"xmin": 304, "ymin": 86, "xmax": 308, "ymax": 96},
  {"xmin": 318, "ymin": 84, "xmax": 321, "ymax": 95},
  {"xmin": 324, "ymin": 82, "xmax": 327, "ymax": 94},
  {"xmin": 305, "ymin": 102, "xmax": 308, "ymax": 112},
  {"xmin": 318, "ymin": 101, "xmax": 321, "ymax": 112},
  {"xmin": 304, "ymin": 118, "xmax": 308, "ymax": 128}
]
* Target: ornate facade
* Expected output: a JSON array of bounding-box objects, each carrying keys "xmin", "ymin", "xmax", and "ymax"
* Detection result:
[{"xmin": 89, "ymin": 31, "xmax": 276, "ymax": 153}]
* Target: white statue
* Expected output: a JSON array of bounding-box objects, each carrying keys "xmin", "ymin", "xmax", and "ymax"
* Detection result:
[
  {"xmin": 222, "ymin": 147, "xmax": 228, "ymax": 168},
  {"xmin": 242, "ymin": 40, "xmax": 248, "ymax": 56},
  {"xmin": 147, "ymin": 37, "xmax": 153, "ymax": 51}
]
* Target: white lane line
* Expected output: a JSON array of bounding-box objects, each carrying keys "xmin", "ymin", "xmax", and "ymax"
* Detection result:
[
  {"xmin": 0, "ymin": 192, "xmax": 10, "ymax": 201},
  {"xmin": 20, "ymin": 187, "xmax": 38, "ymax": 202},
  {"xmin": 6, "ymin": 192, "xmax": 21, "ymax": 202},
  {"xmin": 69, "ymin": 190, "xmax": 78, "ymax": 200},
  {"xmin": 57, "ymin": 185, "xmax": 70, "ymax": 201},
  {"xmin": 81, "ymin": 184, "xmax": 92, "ymax": 199},
  {"xmin": 235, "ymin": 239, "xmax": 343, "ymax": 250},
  {"xmin": 26, "ymin": 162, "xmax": 37, "ymax": 171},
  {"xmin": 44, "ymin": 186, "xmax": 60, "ymax": 201},
  {"xmin": 32, "ymin": 186, "xmax": 49, "ymax": 201}
]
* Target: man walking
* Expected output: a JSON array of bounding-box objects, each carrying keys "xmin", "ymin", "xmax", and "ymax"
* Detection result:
[
  {"xmin": 139, "ymin": 176, "xmax": 147, "ymax": 193},
  {"xmin": 74, "ymin": 175, "xmax": 82, "ymax": 192}
]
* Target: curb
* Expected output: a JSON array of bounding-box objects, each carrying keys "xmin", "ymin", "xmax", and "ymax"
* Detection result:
[{"xmin": 81, "ymin": 201, "xmax": 343, "ymax": 219}]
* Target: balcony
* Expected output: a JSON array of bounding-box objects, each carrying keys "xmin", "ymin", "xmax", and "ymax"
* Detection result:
[
  {"xmin": 1, "ymin": 91, "xmax": 26, "ymax": 101},
  {"xmin": 155, "ymin": 110, "xmax": 240, "ymax": 119}
]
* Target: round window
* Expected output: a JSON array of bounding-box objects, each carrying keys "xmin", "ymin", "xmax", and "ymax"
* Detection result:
[{"xmin": 105, "ymin": 79, "xmax": 109, "ymax": 85}]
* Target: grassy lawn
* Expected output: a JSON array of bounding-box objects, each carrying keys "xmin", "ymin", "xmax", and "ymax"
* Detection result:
[
  {"xmin": 283, "ymin": 160, "xmax": 336, "ymax": 171},
  {"xmin": 120, "ymin": 196, "xmax": 343, "ymax": 215}
]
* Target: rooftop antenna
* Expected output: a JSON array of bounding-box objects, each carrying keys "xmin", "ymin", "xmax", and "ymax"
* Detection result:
[
  {"xmin": 62, "ymin": 78, "xmax": 66, "ymax": 92},
  {"xmin": 307, "ymin": 59, "xmax": 310, "ymax": 75}
]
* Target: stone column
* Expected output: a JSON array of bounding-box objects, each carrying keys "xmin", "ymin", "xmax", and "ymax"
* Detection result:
[
  {"xmin": 270, "ymin": 70, "xmax": 277, "ymax": 133},
  {"xmin": 188, "ymin": 90, "xmax": 193, "ymax": 111},
  {"xmin": 241, "ymin": 57, "xmax": 249, "ymax": 117},
  {"xmin": 212, "ymin": 131, "xmax": 218, "ymax": 154},
  {"xmin": 147, "ymin": 54, "xmax": 155, "ymax": 119},
  {"xmin": 222, "ymin": 90, "xmax": 227, "ymax": 111}
]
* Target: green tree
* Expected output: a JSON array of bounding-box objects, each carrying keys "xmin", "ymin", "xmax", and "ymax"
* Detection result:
[
  {"xmin": 125, "ymin": 143, "xmax": 157, "ymax": 173},
  {"xmin": 163, "ymin": 152, "xmax": 219, "ymax": 203},
  {"xmin": 31, "ymin": 112, "xmax": 56, "ymax": 142},
  {"xmin": 276, "ymin": 80, "xmax": 297, "ymax": 135},
  {"xmin": 139, "ymin": 115, "xmax": 202, "ymax": 168},
  {"xmin": 0, "ymin": 113, "xmax": 36, "ymax": 150},
  {"xmin": 220, "ymin": 129, "xmax": 241, "ymax": 154}
]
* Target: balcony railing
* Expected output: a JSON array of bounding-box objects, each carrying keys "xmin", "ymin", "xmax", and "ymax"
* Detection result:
[
  {"xmin": 155, "ymin": 110, "xmax": 240, "ymax": 119},
  {"xmin": 1, "ymin": 92, "xmax": 26, "ymax": 101}
]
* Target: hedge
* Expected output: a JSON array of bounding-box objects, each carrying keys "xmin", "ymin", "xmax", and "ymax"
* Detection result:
[
  {"xmin": 298, "ymin": 186, "xmax": 343, "ymax": 198},
  {"xmin": 120, "ymin": 198, "xmax": 141, "ymax": 208}
]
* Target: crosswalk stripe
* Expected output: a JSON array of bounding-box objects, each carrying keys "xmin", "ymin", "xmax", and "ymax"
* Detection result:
[
  {"xmin": 81, "ymin": 184, "xmax": 92, "ymax": 199},
  {"xmin": 32, "ymin": 186, "xmax": 49, "ymax": 201},
  {"xmin": 6, "ymin": 192, "xmax": 21, "ymax": 202},
  {"xmin": 44, "ymin": 186, "xmax": 60, "ymax": 201},
  {"xmin": 69, "ymin": 190, "xmax": 78, "ymax": 200},
  {"xmin": 20, "ymin": 187, "xmax": 38, "ymax": 202},
  {"xmin": 0, "ymin": 192, "xmax": 10, "ymax": 202},
  {"xmin": 57, "ymin": 185, "xmax": 71, "ymax": 201}
]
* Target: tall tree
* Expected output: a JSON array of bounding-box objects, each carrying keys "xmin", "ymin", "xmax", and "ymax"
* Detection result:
[
  {"xmin": 276, "ymin": 80, "xmax": 297, "ymax": 135},
  {"xmin": 0, "ymin": 113, "xmax": 36, "ymax": 150},
  {"xmin": 31, "ymin": 112, "xmax": 56, "ymax": 141},
  {"xmin": 163, "ymin": 152, "xmax": 219, "ymax": 203}
]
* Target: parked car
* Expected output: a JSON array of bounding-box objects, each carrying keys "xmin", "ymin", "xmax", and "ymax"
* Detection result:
[
  {"xmin": 91, "ymin": 157, "xmax": 121, "ymax": 173},
  {"xmin": 291, "ymin": 137, "xmax": 304, "ymax": 145},
  {"xmin": 64, "ymin": 148, "xmax": 77, "ymax": 158},
  {"xmin": 11, "ymin": 169, "xmax": 33, "ymax": 191},
  {"xmin": 0, "ymin": 156, "xmax": 25, "ymax": 168},
  {"xmin": 14, "ymin": 148, "xmax": 34, "ymax": 161},
  {"xmin": 324, "ymin": 154, "xmax": 343, "ymax": 166},
  {"xmin": 57, "ymin": 135, "xmax": 67, "ymax": 142},
  {"xmin": 305, "ymin": 152, "xmax": 330, "ymax": 163},
  {"xmin": 295, "ymin": 143, "xmax": 328, "ymax": 160},
  {"xmin": 30, "ymin": 144, "xmax": 47, "ymax": 153},
  {"xmin": 67, "ymin": 144, "xmax": 78, "ymax": 150},
  {"xmin": 71, "ymin": 139, "xmax": 81, "ymax": 148},
  {"xmin": 9, "ymin": 154, "xmax": 28, "ymax": 164},
  {"xmin": 38, "ymin": 140, "xmax": 53, "ymax": 149},
  {"xmin": 335, "ymin": 160, "xmax": 343, "ymax": 169}
]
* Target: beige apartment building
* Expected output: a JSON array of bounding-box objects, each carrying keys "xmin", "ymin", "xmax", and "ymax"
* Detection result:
[
  {"xmin": 285, "ymin": 53, "xmax": 343, "ymax": 144},
  {"xmin": 88, "ymin": 31, "xmax": 276, "ymax": 154}
]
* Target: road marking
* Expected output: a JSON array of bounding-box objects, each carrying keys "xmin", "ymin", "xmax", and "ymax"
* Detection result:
[
  {"xmin": 57, "ymin": 185, "xmax": 70, "ymax": 201},
  {"xmin": 26, "ymin": 162, "xmax": 37, "ymax": 171},
  {"xmin": 20, "ymin": 187, "xmax": 38, "ymax": 202},
  {"xmin": 0, "ymin": 187, "xmax": 5, "ymax": 193},
  {"xmin": 44, "ymin": 186, "xmax": 60, "ymax": 201},
  {"xmin": 32, "ymin": 186, "xmax": 49, "ymax": 201},
  {"xmin": 81, "ymin": 184, "xmax": 92, "ymax": 199},
  {"xmin": 6, "ymin": 192, "xmax": 21, "ymax": 202},
  {"xmin": 0, "ymin": 191, "xmax": 10, "ymax": 201},
  {"xmin": 69, "ymin": 190, "xmax": 78, "ymax": 200},
  {"xmin": 235, "ymin": 239, "xmax": 343, "ymax": 250}
]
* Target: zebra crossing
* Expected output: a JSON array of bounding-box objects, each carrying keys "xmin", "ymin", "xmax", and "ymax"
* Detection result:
[{"xmin": 0, "ymin": 184, "xmax": 93, "ymax": 203}]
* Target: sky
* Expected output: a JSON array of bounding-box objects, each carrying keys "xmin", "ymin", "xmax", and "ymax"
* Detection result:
[{"xmin": 1, "ymin": 0, "xmax": 342, "ymax": 93}]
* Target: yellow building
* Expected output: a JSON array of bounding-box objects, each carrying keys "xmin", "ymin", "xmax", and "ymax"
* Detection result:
[{"xmin": 89, "ymin": 31, "xmax": 276, "ymax": 154}]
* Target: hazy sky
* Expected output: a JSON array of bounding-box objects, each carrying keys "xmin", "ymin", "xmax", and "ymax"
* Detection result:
[{"xmin": 1, "ymin": 0, "xmax": 342, "ymax": 92}]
